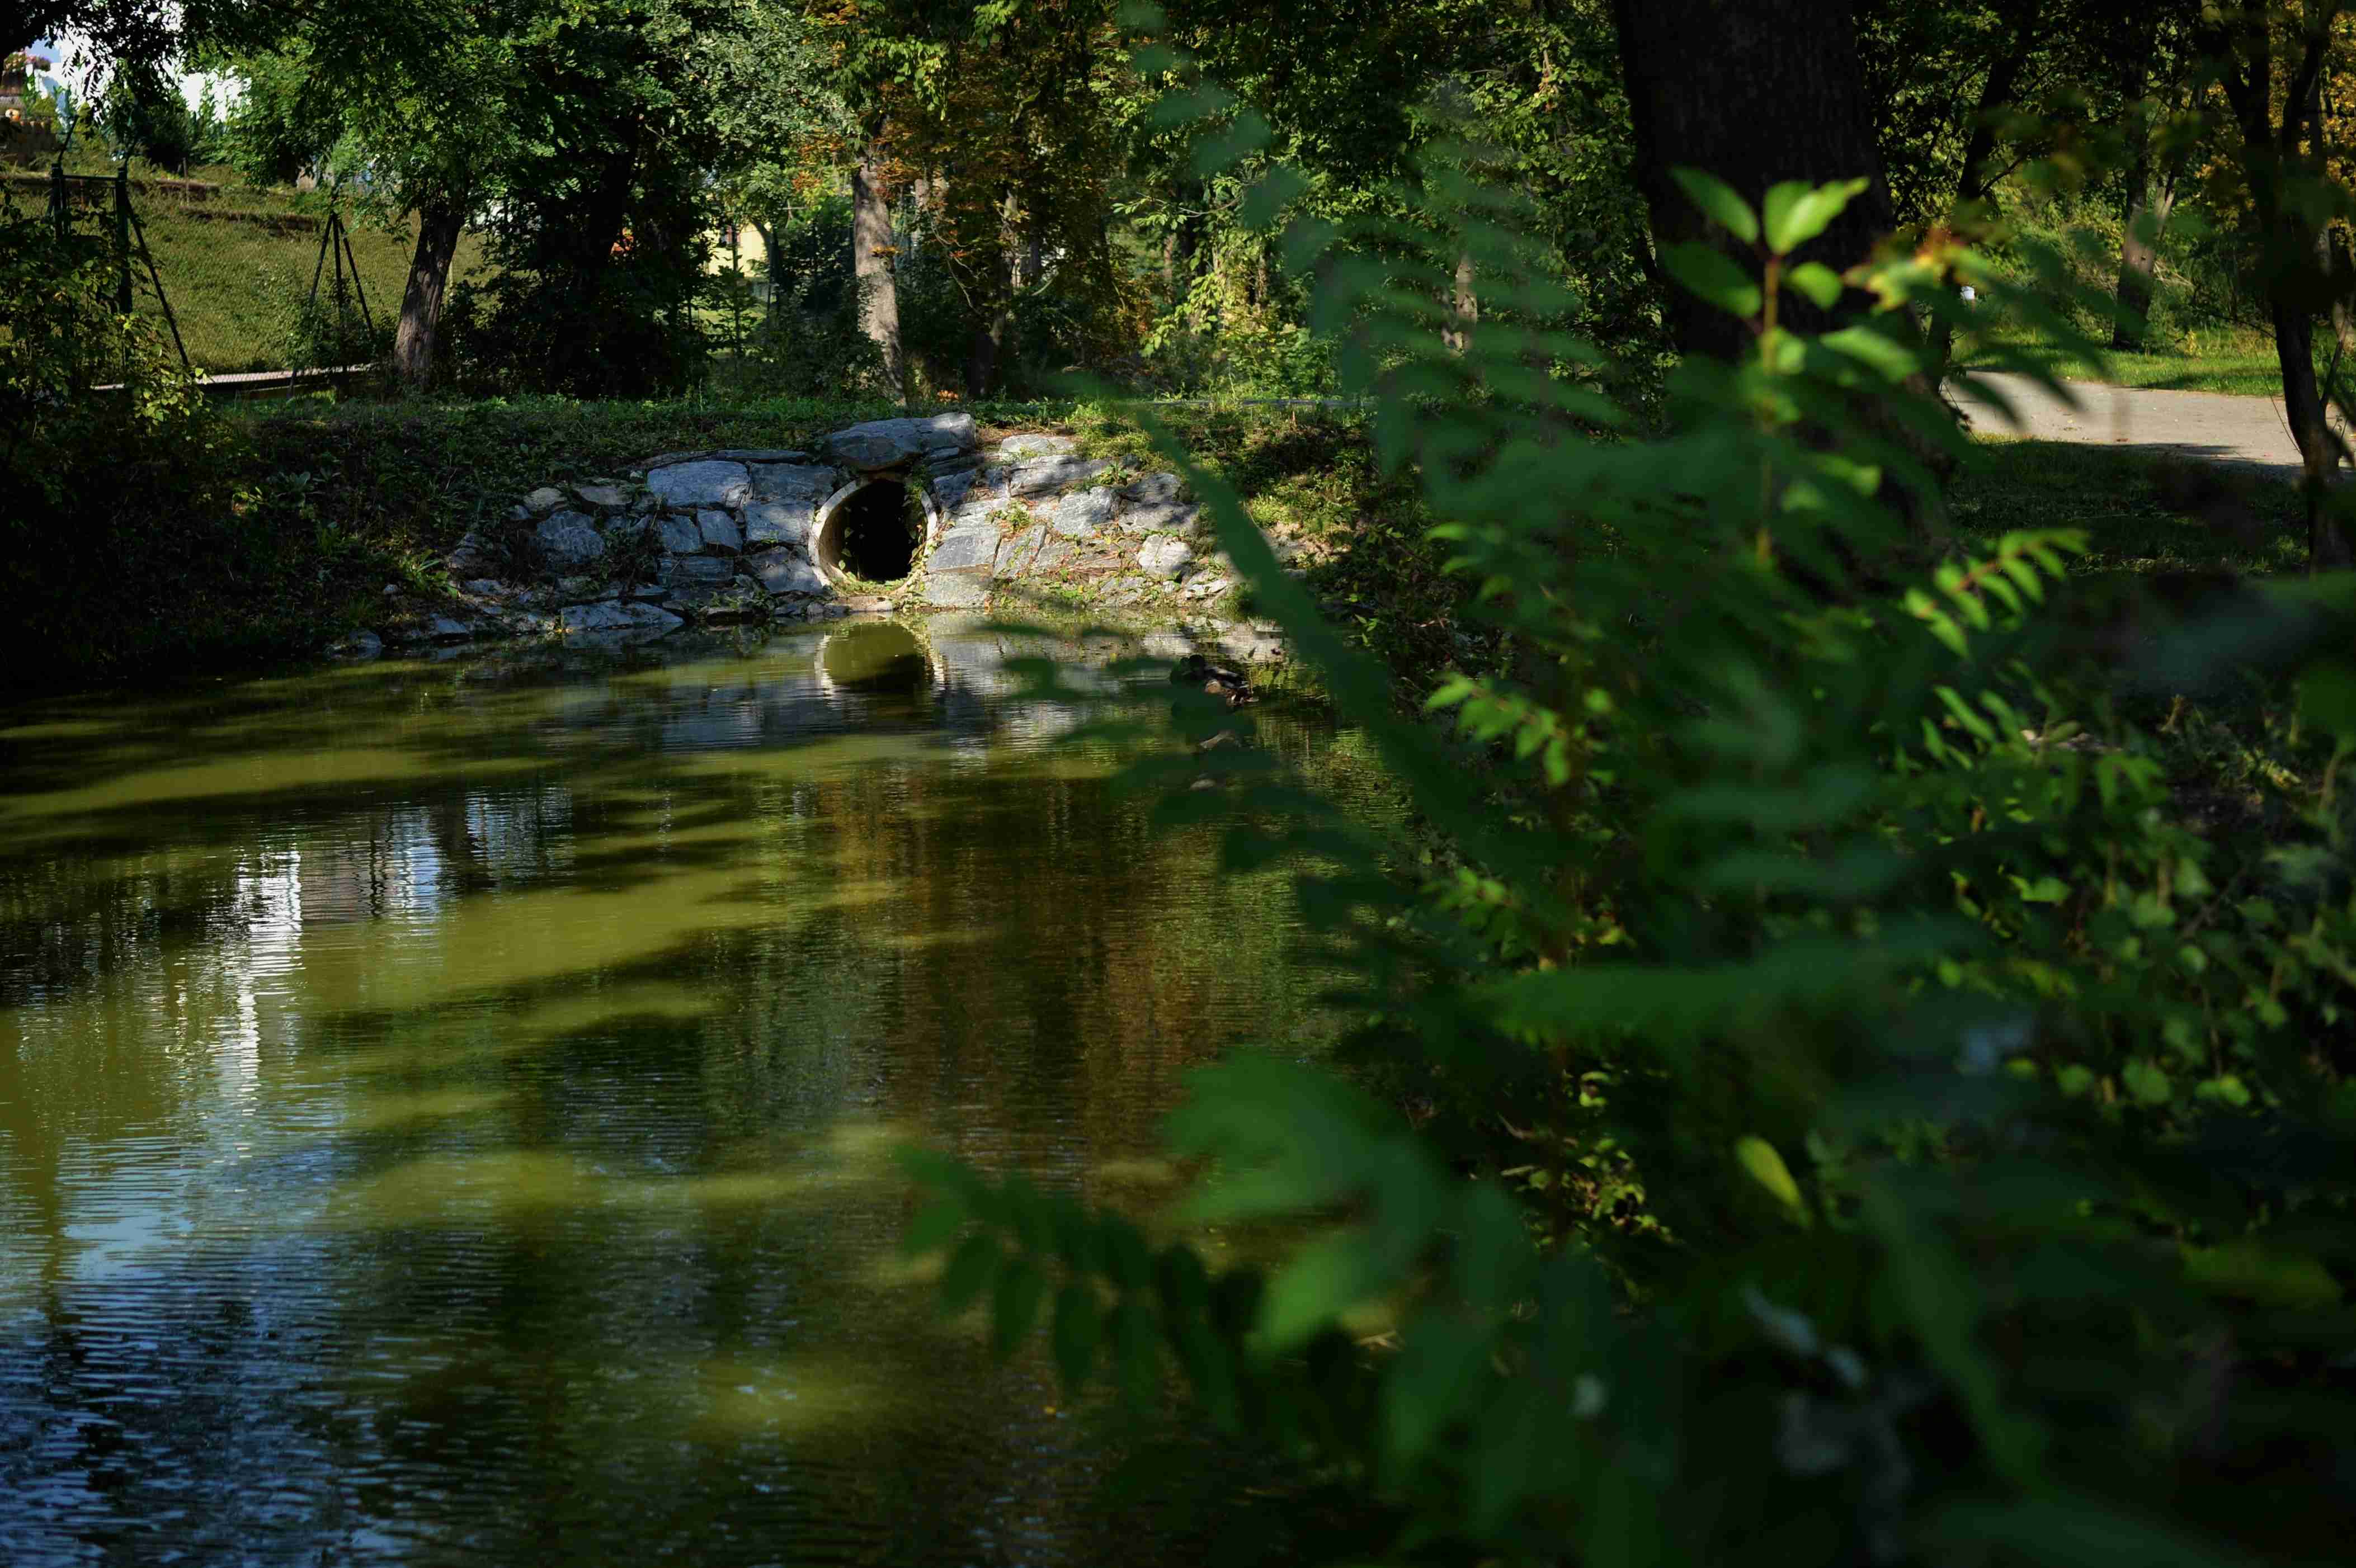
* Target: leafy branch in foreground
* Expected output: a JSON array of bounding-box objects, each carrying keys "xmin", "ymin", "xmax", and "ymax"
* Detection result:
[{"xmin": 902, "ymin": 91, "xmax": 2356, "ymax": 1568}]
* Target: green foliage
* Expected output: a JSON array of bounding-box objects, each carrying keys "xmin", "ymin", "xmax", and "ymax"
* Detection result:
[
  {"xmin": 0, "ymin": 198, "xmax": 318, "ymax": 681},
  {"xmin": 901, "ymin": 127, "xmax": 2356, "ymax": 1564}
]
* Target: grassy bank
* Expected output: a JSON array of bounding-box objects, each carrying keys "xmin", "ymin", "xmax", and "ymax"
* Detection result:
[
  {"xmin": 7, "ymin": 164, "xmax": 490, "ymax": 374},
  {"xmin": 1961, "ymin": 324, "xmax": 2289, "ymax": 397},
  {"xmin": 1, "ymin": 394, "xmax": 1391, "ymax": 689},
  {"xmin": 6, "ymin": 385, "xmax": 2330, "ymax": 697}
]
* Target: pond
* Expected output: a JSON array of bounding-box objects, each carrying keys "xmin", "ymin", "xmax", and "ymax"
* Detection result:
[{"xmin": 0, "ymin": 621, "xmax": 1368, "ymax": 1566}]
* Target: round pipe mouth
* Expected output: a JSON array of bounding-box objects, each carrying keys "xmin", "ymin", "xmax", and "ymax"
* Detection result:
[{"xmin": 811, "ymin": 476, "xmax": 945, "ymax": 584}]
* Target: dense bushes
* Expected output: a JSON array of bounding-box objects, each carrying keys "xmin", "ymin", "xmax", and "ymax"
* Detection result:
[
  {"xmin": 902, "ymin": 148, "xmax": 2356, "ymax": 1563},
  {"xmin": 0, "ymin": 203, "xmax": 308, "ymax": 681}
]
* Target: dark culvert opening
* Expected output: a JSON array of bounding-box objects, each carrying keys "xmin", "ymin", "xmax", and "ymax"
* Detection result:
[{"xmin": 819, "ymin": 479, "xmax": 921, "ymax": 582}]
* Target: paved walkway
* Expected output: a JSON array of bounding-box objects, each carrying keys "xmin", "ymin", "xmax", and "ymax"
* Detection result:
[{"xmin": 1953, "ymin": 371, "xmax": 2351, "ymax": 481}]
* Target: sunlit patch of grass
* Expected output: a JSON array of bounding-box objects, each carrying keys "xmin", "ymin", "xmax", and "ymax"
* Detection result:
[{"xmin": 1963, "ymin": 326, "xmax": 2289, "ymax": 398}]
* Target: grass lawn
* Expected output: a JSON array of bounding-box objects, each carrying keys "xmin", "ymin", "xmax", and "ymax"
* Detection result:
[
  {"xmin": 1962, "ymin": 327, "xmax": 2289, "ymax": 398},
  {"xmin": 6, "ymin": 163, "xmax": 489, "ymax": 374},
  {"xmin": 1953, "ymin": 434, "xmax": 2310, "ymax": 575}
]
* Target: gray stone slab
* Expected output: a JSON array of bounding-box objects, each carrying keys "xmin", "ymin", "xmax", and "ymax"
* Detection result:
[
  {"xmin": 646, "ymin": 459, "xmax": 751, "ymax": 509},
  {"xmin": 523, "ymin": 485, "xmax": 567, "ymax": 515},
  {"xmin": 748, "ymin": 461, "xmax": 836, "ymax": 499},
  {"xmin": 574, "ymin": 484, "xmax": 629, "ymax": 510},
  {"xmin": 928, "ymin": 525, "xmax": 1000, "ymax": 574},
  {"xmin": 1033, "ymin": 533, "xmax": 1076, "ymax": 570},
  {"xmin": 824, "ymin": 413, "xmax": 978, "ymax": 471},
  {"xmin": 652, "ymin": 514, "xmax": 703, "ymax": 554},
  {"xmin": 697, "ymin": 509, "xmax": 743, "ymax": 552},
  {"xmin": 535, "ymin": 511, "xmax": 606, "ymax": 570},
  {"xmin": 562, "ymin": 600, "xmax": 685, "ymax": 635},
  {"xmin": 661, "ymin": 556, "xmax": 738, "ymax": 588},
  {"xmin": 923, "ymin": 569, "xmax": 992, "ymax": 609},
  {"xmin": 446, "ymin": 531, "xmax": 495, "ymax": 577},
  {"xmin": 1010, "ymin": 456, "xmax": 1112, "ymax": 498},
  {"xmin": 1120, "ymin": 500, "xmax": 1200, "ymax": 534},
  {"xmin": 714, "ymin": 448, "xmax": 808, "ymax": 461},
  {"xmin": 745, "ymin": 549, "xmax": 828, "ymax": 596},
  {"xmin": 743, "ymin": 498, "xmax": 814, "ymax": 547},
  {"xmin": 1053, "ymin": 488, "xmax": 1118, "ymax": 537},
  {"xmin": 997, "ymin": 433, "xmax": 1076, "ymax": 462},
  {"xmin": 995, "ymin": 526, "xmax": 1045, "ymax": 576},
  {"xmin": 931, "ymin": 468, "xmax": 985, "ymax": 513},
  {"xmin": 1138, "ymin": 535, "xmax": 1194, "ymax": 579},
  {"xmin": 1125, "ymin": 471, "xmax": 1184, "ymax": 506}
]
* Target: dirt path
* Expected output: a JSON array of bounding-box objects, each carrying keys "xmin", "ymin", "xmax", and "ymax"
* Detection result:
[{"xmin": 1952, "ymin": 371, "xmax": 2352, "ymax": 481}]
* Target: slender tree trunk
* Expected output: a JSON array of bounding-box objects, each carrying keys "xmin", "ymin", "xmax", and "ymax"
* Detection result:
[
  {"xmin": 1167, "ymin": 178, "xmax": 1203, "ymax": 306},
  {"xmin": 2111, "ymin": 16, "xmax": 2162, "ymax": 351},
  {"xmin": 750, "ymin": 218, "xmax": 780, "ymax": 336},
  {"xmin": 2206, "ymin": 10, "xmax": 2352, "ymax": 569},
  {"xmin": 1444, "ymin": 252, "xmax": 1478, "ymax": 353},
  {"xmin": 853, "ymin": 138, "xmax": 906, "ymax": 402},
  {"xmin": 967, "ymin": 197, "xmax": 1020, "ymax": 398},
  {"xmin": 2113, "ymin": 184, "xmax": 2174, "ymax": 352},
  {"xmin": 2330, "ymin": 227, "xmax": 2356, "ymax": 361},
  {"xmin": 393, "ymin": 200, "xmax": 464, "ymax": 394},
  {"xmin": 1928, "ymin": 1, "xmax": 2044, "ymax": 374}
]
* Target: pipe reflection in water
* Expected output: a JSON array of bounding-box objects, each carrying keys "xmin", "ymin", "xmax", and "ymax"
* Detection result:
[
  {"xmin": 0, "ymin": 621, "xmax": 1372, "ymax": 1566},
  {"xmin": 816, "ymin": 622, "xmax": 934, "ymax": 702}
]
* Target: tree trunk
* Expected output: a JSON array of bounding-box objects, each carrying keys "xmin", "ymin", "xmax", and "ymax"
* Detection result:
[
  {"xmin": 1928, "ymin": 0, "xmax": 2044, "ymax": 373},
  {"xmin": 1613, "ymin": 0, "xmax": 1948, "ymax": 561},
  {"xmin": 392, "ymin": 201, "xmax": 464, "ymax": 395},
  {"xmin": 1611, "ymin": 0, "xmax": 1895, "ymax": 363},
  {"xmin": 967, "ymin": 202, "xmax": 1019, "ymax": 399},
  {"xmin": 2110, "ymin": 15, "xmax": 2162, "ymax": 352},
  {"xmin": 750, "ymin": 218, "xmax": 780, "ymax": 337},
  {"xmin": 2330, "ymin": 228, "xmax": 2356, "ymax": 362},
  {"xmin": 1444, "ymin": 251, "xmax": 1478, "ymax": 353},
  {"xmin": 853, "ymin": 139, "xmax": 906, "ymax": 402},
  {"xmin": 2113, "ymin": 185, "xmax": 2173, "ymax": 352},
  {"xmin": 2206, "ymin": 11, "xmax": 2353, "ymax": 569}
]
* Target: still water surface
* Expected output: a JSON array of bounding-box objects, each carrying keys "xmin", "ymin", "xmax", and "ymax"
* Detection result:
[{"xmin": 0, "ymin": 623, "xmax": 1357, "ymax": 1566}]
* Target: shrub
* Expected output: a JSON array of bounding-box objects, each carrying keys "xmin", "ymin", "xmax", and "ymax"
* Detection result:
[
  {"xmin": 901, "ymin": 139, "xmax": 2356, "ymax": 1565},
  {"xmin": 0, "ymin": 202, "xmax": 343, "ymax": 681}
]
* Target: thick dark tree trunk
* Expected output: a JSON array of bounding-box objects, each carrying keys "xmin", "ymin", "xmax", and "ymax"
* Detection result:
[
  {"xmin": 393, "ymin": 201, "xmax": 464, "ymax": 394},
  {"xmin": 1610, "ymin": 0, "xmax": 1894, "ymax": 362},
  {"xmin": 2206, "ymin": 11, "xmax": 2353, "ymax": 569},
  {"xmin": 853, "ymin": 137, "xmax": 906, "ymax": 402},
  {"xmin": 1613, "ymin": 0, "xmax": 1948, "ymax": 560}
]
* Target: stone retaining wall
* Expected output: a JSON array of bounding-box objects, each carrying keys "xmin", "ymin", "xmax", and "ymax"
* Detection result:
[{"xmin": 359, "ymin": 413, "xmax": 1292, "ymax": 654}]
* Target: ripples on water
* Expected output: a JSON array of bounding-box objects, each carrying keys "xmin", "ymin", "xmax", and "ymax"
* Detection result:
[{"xmin": 0, "ymin": 623, "xmax": 1366, "ymax": 1566}]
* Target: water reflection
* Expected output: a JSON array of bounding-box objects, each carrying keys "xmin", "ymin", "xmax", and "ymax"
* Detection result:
[{"xmin": 0, "ymin": 621, "xmax": 1352, "ymax": 1566}]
